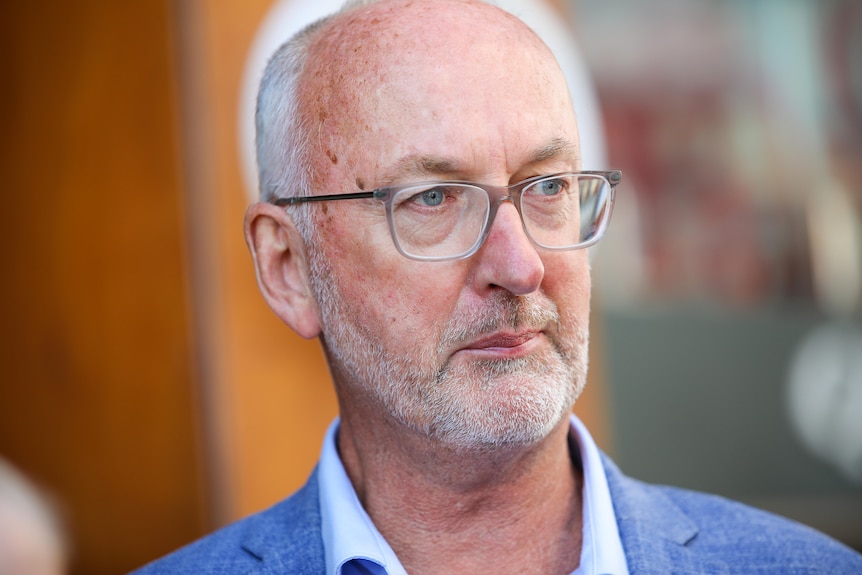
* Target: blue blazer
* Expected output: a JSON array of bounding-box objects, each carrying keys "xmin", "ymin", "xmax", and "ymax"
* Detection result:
[{"xmin": 132, "ymin": 455, "xmax": 862, "ymax": 574}]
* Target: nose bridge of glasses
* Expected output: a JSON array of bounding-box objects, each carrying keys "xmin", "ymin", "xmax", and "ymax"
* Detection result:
[
  {"xmin": 481, "ymin": 180, "xmax": 521, "ymax": 202},
  {"xmin": 475, "ymin": 176, "xmax": 549, "ymax": 249},
  {"xmin": 482, "ymin": 192, "xmax": 528, "ymax": 244},
  {"xmin": 483, "ymin": 178, "xmax": 534, "ymax": 226}
]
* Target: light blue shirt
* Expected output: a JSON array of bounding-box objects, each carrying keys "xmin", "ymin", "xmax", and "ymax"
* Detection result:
[{"xmin": 318, "ymin": 414, "xmax": 630, "ymax": 575}]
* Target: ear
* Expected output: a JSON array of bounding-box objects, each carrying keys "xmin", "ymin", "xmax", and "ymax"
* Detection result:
[{"xmin": 244, "ymin": 202, "xmax": 322, "ymax": 339}]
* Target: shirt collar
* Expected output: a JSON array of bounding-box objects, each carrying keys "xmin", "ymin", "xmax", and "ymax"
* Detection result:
[
  {"xmin": 318, "ymin": 417, "xmax": 407, "ymax": 575},
  {"xmin": 318, "ymin": 415, "xmax": 629, "ymax": 575},
  {"xmin": 569, "ymin": 415, "xmax": 630, "ymax": 575}
]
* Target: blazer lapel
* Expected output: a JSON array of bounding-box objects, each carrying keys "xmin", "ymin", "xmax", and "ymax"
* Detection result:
[
  {"xmin": 239, "ymin": 467, "xmax": 327, "ymax": 575},
  {"xmin": 602, "ymin": 455, "xmax": 731, "ymax": 575}
]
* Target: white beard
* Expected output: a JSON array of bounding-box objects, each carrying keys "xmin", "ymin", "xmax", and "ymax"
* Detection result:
[{"xmin": 308, "ymin": 247, "xmax": 589, "ymax": 450}]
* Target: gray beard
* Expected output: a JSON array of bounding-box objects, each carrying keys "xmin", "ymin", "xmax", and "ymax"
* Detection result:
[{"xmin": 308, "ymin": 246, "xmax": 589, "ymax": 450}]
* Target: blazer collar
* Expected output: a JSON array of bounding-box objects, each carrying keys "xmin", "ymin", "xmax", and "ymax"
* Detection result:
[
  {"xmin": 239, "ymin": 467, "xmax": 326, "ymax": 574},
  {"xmin": 236, "ymin": 456, "xmax": 733, "ymax": 575},
  {"xmin": 602, "ymin": 454, "xmax": 731, "ymax": 575}
]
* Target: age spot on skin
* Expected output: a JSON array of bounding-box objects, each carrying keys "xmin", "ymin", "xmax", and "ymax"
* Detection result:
[
  {"xmin": 326, "ymin": 149, "xmax": 339, "ymax": 165},
  {"xmin": 356, "ymin": 178, "xmax": 366, "ymax": 190}
]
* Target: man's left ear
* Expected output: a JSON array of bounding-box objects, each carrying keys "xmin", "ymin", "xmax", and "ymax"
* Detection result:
[{"xmin": 244, "ymin": 202, "xmax": 322, "ymax": 339}]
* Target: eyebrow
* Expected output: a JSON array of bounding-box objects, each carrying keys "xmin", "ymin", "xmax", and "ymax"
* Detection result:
[
  {"xmin": 383, "ymin": 155, "xmax": 461, "ymax": 184},
  {"xmin": 383, "ymin": 137, "xmax": 581, "ymax": 184},
  {"xmin": 529, "ymin": 137, "xmax": 580, "ymax": 165}
]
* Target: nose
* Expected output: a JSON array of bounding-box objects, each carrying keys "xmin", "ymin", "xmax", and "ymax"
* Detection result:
[{"xmin": 471, "ymin": 199, "xmax": 544, "ymax": 296}]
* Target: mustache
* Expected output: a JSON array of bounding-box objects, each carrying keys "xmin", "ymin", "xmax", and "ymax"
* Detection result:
[{"xmin": 437, "ymin": 293, "xmax": 561, "ymax": 354}]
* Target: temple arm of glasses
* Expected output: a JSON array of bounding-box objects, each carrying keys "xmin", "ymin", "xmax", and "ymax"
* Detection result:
[{"xmin": 272, "ymin": 192, "xmax": 376, "ymax": 206}]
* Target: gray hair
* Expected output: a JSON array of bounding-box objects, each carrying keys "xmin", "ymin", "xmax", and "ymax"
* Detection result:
[{"xmin": 254, "ymin": 0, "xmax": 383, "ymax": 240}]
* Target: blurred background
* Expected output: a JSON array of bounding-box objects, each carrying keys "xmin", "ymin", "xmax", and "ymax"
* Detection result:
[{"xmin": 1, "ymin": 0, "xmax": 860, "ymax": 572}]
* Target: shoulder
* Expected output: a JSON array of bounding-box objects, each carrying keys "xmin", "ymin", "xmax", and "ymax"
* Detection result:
[
  {"xmin": 129, "ymin": 514, "xmax": 264, "ymax": 575},
  {"xmin": 601, "ymin": 455, "xmax": 862, "ymax": 574},
  {"xmin": 662, "ymin": 484, "xmax": 861, "ymax": 569},
  {"xmin": 129, "ymin": 471, "xmax": 325, "ymax": 575}
]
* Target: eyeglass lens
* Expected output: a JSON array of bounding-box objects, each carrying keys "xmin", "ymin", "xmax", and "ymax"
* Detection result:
[{"xmin": 389, "ymin": 174, "xmax": 612, "ymax": 260}]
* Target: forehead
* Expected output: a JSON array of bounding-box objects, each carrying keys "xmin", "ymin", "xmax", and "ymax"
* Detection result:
[{"xmin": 301, "ymin": 0, "xmax": 577, "ymax": 183}]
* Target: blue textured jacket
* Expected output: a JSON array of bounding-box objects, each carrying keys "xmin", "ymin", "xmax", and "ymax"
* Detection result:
[{"xmin": 132, "ymin": 455, "xmax": 862, "ymax": 574}]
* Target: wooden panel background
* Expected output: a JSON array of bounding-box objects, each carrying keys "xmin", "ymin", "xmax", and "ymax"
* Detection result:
[
  {"xmin": 0, "ymin": 1, "xmax": 205, "ymax": 573},
  {"xmin": 176, "ymin": 0, "xmax": 339, "ymax": 525}
]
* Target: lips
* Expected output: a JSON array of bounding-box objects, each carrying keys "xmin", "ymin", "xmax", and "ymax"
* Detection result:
[{"xmin": 461, "ymin": 330, "xmax": 542, "ymax": 353}]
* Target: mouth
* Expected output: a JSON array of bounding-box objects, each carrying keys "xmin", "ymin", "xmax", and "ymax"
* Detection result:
[{"xmin": 457, "ymin": 330, "xmax": 544, "ymax": 359}]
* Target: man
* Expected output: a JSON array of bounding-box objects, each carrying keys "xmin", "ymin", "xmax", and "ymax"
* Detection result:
[{"xmin": 134, "ymin": 0, "xmax": 862, "ymax": 573}]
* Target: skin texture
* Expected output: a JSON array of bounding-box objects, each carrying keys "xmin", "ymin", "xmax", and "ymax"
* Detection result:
[{"xmin": 245, "ymin": 1, "xmax": 590, "ymax": 573}]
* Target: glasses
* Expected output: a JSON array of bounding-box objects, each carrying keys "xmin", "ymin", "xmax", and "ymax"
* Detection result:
[{"xmin": 272, "ymin": 170, "xmax": 621, "ymax": 261}]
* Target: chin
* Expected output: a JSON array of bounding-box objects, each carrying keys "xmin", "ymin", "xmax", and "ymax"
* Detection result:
[
  {"xmin": 401, "ymin": 357, "xmax": 583, "ymax": 450},
  {"xmin": 414, "ymin": 403, "xmax": 573, "ymax": 452}
]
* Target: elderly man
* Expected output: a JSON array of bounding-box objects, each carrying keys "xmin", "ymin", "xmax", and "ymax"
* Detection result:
[{"xmin": 135, "ymin": 0, "xmax": 862, "ymax": 573}]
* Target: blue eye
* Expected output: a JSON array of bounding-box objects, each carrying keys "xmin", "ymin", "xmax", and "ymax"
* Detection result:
[
  {"xmin": 393, "ymin": 185, "xmax": 468, "ymax": 213},
  {"xmin": 415, "ymin": 187, "xmax": 446, "ymax": 206},
  {"xmin": 535, "ymin": 179, "xmax": 566, "ymax": 196}
]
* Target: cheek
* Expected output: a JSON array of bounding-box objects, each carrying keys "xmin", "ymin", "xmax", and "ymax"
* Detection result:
[
  {"xmin": 543, "ymin": 251, "xmax": 592, "ymax": 320},
  {"xmin": 375, "ymin": 264, "xmax": 465, "ymax": 341},
  {"xmin": 319, "ymin": 210, "xmax": 461, "ymax": 338}
]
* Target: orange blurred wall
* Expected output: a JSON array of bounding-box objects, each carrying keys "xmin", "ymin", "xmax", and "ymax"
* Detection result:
[{"xmin": 0, "ymin": 1, "xmax": 206, "ymax": 573}]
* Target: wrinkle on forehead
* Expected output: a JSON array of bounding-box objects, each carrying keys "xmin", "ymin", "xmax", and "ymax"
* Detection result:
[{"xmin": 378, "ymin": 137, "xmax": 581, "ymax": 187}]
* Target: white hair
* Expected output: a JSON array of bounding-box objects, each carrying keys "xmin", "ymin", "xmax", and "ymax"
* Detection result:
[{"xmin": 254, "ymin": 0, "xmax": 385, "ymax": 239}]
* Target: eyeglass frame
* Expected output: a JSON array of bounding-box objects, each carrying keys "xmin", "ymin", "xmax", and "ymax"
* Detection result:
[{"xmin": 271, "ymin": 170, "xmax": 622, "ymax": 261}]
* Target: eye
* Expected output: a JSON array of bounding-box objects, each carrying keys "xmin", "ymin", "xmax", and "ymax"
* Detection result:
[
  {"xmin": 414, "ymin": 187, "xmax": 446, "ymax": 206},
  {"xmin": 533, "ymin": 177, "xmax": 568, "ymax": 196},
  {"xmin": 393, "ymin": 185, "xmax": 466, "ymax": 213},
  {"xmin": 398, "ymin": 185, "xmax": 465, "ymax": 209}
]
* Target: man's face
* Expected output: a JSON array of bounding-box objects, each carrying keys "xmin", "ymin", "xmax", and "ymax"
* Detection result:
[{"xmin": 302, "ymin": 0, "xmax": 591, "ymax": 449}]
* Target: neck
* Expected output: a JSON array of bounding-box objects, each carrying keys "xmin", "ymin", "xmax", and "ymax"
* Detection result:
[{"xmin": 337, "ymin": 413, "xmax": 583, "ymax": 575}]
